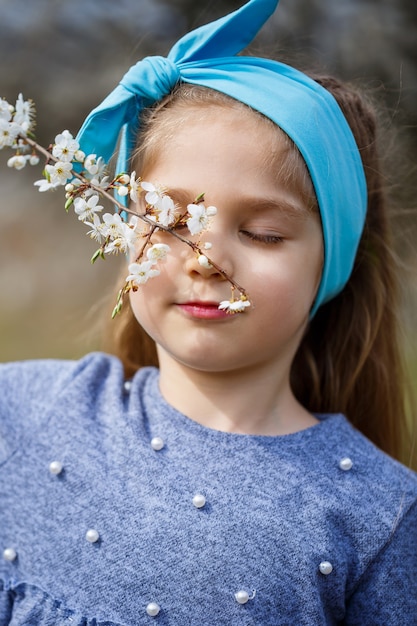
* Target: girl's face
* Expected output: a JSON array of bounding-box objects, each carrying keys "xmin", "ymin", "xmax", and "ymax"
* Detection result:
[{"xmin": 129, "ymin": 107, "xmax": 323, "ymax": 378}]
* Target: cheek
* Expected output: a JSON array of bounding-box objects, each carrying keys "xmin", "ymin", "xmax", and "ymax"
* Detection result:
[
  {"xmin": 250, "ymin": 246, "xmax": 322, "ymax": 316},
  {"xmin": 129, "ymin": 288, "xmax": 146, "ymax": 319},
  {"xmin": 308, "ymin": 239, "xmax": 325, "ymax": 303},
  {"xmin": 128, "ymin": 287, "xmax": 159, "ymax": 341},
  {"xmin": 127, "ymin": 259, "xmax": 174, "ymax": 327}
]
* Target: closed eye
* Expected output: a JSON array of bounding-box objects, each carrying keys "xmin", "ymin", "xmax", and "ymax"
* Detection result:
[{"xmin": 240, "ymin": 230, "xmax": 284, "ymax": 244}]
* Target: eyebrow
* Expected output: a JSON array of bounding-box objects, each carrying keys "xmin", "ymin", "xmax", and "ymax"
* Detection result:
[
  {"xmin": 165, "ymin": 188, "xmax": 201, "ymax": 208},
  {"xmin": 239, "ymin": 196, "xmax": 311, "ymax": 220}
]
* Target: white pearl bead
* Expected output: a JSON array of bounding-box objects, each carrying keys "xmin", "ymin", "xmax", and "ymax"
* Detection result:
[
  {"xmin": 234, "ymin": 590, "xmax": 249, "ymax": 604},
  {"xmin": 192, "ymin": 493, "xmax": 206, "ymax": 508},
  {"xmin": 123, "ymin": 380, "xmax": 132, "ymax": 393},
  {"xmin": 3, "ymin": 548, "xmax": 17, "ymax": 562},
  {"xmin": 49, "ymin": 460, "xmax": 63, "ymax": 475},
  {"xmin": 85, "ymin": 528, "xmax": 100, "ymax": 543},
  {"xmin": 151, "ymin": 437, "xmax": 164, "ymax": 451},
  {"xmin": 319, "ymin": 561, "xmax": 333, "ymax": 575},
  {"xmin": 339, "ymin": 457, "xmax": 353, "ymax": 471},
  {"xmin": 146, "ymin": 602, "xmax": 160, "ymax": 616}
]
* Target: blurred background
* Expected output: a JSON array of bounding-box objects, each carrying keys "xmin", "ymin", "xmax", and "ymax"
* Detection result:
[{"xmin": 0, "ymin": 0, "xmax": 416, "ymax": 366}]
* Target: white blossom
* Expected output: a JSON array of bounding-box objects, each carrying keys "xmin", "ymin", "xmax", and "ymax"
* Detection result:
[
  {"xmin": 87, "ymin": 175, "xmax": 110, "ymax": 190},
  {"xmin": 129, "ymin": 215, "xmax": 139, "ymax": 229},
  {"xmin": 146, "ymin": 243, "xmax": 170, "ymax": 262},
  {"xmin": 0, "ymin": 99, "xmax": 12, "ymax": 122},
  {"xmin": 141, "ymin": 180, "xmax": 165, "ymax": 207},
  {"xmin": 85, "ymin": 215, "xmax": 105, "ymax": 243},
  {"xmin": 104, "ymin": 222, "xmax": 139, "ymax": 254},
  {"xmin": 52, "ymin": 130, "xmax": 79, "ymax": 162},
  {"xmin": 156, "ymin": 194, "xmax": 177, "ymax": 226},
  {"xmin": 0, "ymin": 120, "xmax": 21, "ymax": 148},
  {"xmin": 84, "ymin": 154, "xmax": 105, "ymax": 177},
  {"xmin": 74, "ymin": 149, "xmax": 85, "ymax": 162},
  {"xmin": 34, "ymin": 178, "xmax": 60, "ymax": 192},
  {"xmin": 74, "ymin": 194, "xmax": 103, "ymax": 222},
  {"xmin": 186, "ymin": 203, "xmax": 217, "ymax": 236},
  {"xmin": 126, "ymin": 260, "xmax": 160, "ymax": 285},
  {"xmin": 100, "ymin": 212, "xmax": 125, "ymax": 239},
  {"xmin": 129, "ymin": 171, "xmax": 141, "ymax": 203},
  {"xmin": 218, "ymin": 298, "xmax": 251, "ymax": 314},
  {"xmin": 84, "ymin": 154, "xmax": 98, "ymax": 175},
  {"xmin": 7, "ymin": 154, "xmax": 26, "ymax": 170},
  {"xmin": 13, "ymin": 94, "xmax": 35, "ymax": 132},
  {"xmin": 45, "ymin": 161, "xmax": 73, "ymax": 186}
]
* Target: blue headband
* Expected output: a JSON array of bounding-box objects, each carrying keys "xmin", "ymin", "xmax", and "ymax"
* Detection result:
[{"xmin": 76, "ymin": 0, "xmax": 367, "ymax": 315}]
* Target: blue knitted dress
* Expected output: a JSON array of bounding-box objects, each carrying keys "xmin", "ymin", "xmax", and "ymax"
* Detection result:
[{"xmin": 1, "ymin": 353, "xmax": 417, "ymax": 625}]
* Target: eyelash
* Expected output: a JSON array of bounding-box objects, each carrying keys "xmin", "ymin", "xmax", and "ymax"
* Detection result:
[{"xmin": 240, "ymin": 230, "xmax": 284, "ymax": 244}]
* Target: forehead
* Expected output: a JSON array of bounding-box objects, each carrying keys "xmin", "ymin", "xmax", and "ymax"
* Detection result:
[
  {"xmin": 138, "ymin": 104, "xmax": 316, "ymax": 211},
  {"xmin": 143, "ymin": 110, "xmax": 278, "ymax": 181},
  {"xmin": 140, "ymin": 101, "xmax": 287, "ymax": 160}
]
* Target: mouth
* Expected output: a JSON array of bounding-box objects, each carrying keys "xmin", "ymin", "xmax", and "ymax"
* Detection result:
[{"xmin": 176, "ymin": 301, "xmax": 231, "ymax": 320}]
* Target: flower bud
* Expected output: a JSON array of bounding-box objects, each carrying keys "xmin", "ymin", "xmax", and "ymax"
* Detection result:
[
  {"xmin": 7, "ymin": 155, "xmax": 26, "ymax": 170},
  {"xmin": 198, "ymin": 255, "xmax": 212, "ymax": 269}
]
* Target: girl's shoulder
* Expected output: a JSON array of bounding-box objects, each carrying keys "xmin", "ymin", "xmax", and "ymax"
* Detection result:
[
  {"xmin": 0, "ymin": 351, "xmax": 119, "ymax": 392},
  {"xmin": 0, "ymin": 352, "xmax": 124, "ymax": 464},
  {"xmin": 333, "ymin": 413, "xmax": 417, "ymax": 481},
  {"xmin": 316, "ymin": 413, "xmax": 417, "ymax": 524},
  {"xmin": 321, "ymin": 417, "xmax": 417, "ymax": 621}
]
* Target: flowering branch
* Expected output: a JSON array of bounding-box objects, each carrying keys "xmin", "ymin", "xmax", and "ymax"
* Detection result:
[{"xmin": 1, "ymin": 94, "xmax": 251, "ymax": 317}]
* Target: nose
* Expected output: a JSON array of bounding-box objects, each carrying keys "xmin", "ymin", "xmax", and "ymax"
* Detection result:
[
  {"xmin": 183, "ymin": 233, "xmax": 234, "ymax": 281},
  {"xmin": 184, "ymin": 250, "xmax": 227, "ymax": 280}
]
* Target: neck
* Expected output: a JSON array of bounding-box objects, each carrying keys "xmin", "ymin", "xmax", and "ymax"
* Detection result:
[{"xmin": 156, "ymin": 351, "xmax": 317, "ymax": 436}]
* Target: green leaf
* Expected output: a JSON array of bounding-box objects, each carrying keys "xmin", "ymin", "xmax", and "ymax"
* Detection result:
[
  {"xmin": 111, "ymin": 301, "xmax": 123, "ymax": 319},
  {"xmin": 64, "ymin": 196, "xmax": 74, "ymax": 212},
  {"xmin": 91, "ymin": 249, "xmax": 105, "ymax": 264},
  {"xmin": 194, "ymin": 192, "xmax": 205, "ymax": 203}
]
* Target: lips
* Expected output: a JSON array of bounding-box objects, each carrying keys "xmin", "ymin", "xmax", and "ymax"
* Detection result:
[{"xmin": 176, "ymin": 301, "xmax": 231, "ymax": 320}]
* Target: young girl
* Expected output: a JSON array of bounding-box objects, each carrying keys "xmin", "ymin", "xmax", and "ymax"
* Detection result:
[{"xmin": 1, "ymin": 0, "xmax": 416, "ymax": 624}]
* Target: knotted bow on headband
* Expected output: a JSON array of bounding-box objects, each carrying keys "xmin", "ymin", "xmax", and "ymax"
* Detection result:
[{"xmin": 76, "ymin": 0, "xmax": 367, "ymax": 315}]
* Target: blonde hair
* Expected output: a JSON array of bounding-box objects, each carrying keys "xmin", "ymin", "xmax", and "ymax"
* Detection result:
[{"xmin": 103, "ymin": 80, "xmax": 415, "ymax": 467}]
